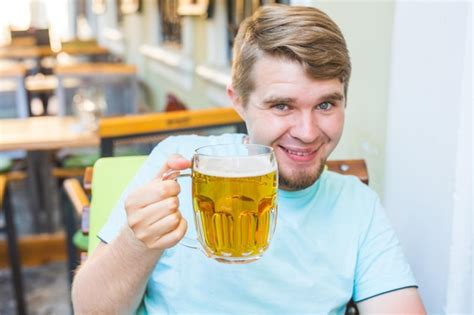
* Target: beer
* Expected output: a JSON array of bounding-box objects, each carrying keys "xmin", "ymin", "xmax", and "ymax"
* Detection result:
[{"xmin": 192, "ymin": 168, "xmax": 278, "ymax": 261}]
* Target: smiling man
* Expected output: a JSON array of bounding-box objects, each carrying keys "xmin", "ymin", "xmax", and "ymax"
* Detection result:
[
  {"xmin": 229, "ymin": 58, "xmax": 345, "ymax": 191},
  {"xmin": 72, "ymin": 5, "xmax": 426, "ymax": 314}
]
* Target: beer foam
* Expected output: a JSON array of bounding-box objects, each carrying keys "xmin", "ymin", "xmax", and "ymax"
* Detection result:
[{"xmin": 195, "ymin": 156, "xmax": 277, "ymax": 177}]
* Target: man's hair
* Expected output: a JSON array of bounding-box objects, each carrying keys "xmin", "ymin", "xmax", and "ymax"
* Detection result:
[{"xmin": 231, "ymin": 4, "xmax": 351, "ymax": 106}]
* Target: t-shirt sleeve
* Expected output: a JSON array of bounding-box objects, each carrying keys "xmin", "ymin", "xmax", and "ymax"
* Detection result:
[
  {"xmin": 353, "ymin": 197, "xmax": 418, "ymax": 302},
  {"xmin": 97, "ymin": 136, "xmax": 179, "ymax": 244}
]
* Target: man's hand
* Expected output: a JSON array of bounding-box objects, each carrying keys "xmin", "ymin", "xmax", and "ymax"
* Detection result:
[
  {"xmin": 124, "ymin": 154, "xmax": 192, "ymax": 250},
  {"xmin": 72, "ymin": 155, "xmax": 192, "ymax": 314}
]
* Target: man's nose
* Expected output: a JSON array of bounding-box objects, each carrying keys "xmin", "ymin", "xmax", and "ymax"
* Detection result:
[{"xmin": 289, "ymin": 113, "xmax": 319, "ymax": 143}]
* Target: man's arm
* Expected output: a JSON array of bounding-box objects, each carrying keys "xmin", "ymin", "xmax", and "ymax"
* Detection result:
[
  {"xmin": 71, "ymin": 155, "xmax": 191, "ymax": 314},
  {"xmin": 71, "ymin": 228, "xmax": 165, "ymax": 314},
  {"xmin": 357, "ymin": 287, "xmax": 426, "ymax": 314}
]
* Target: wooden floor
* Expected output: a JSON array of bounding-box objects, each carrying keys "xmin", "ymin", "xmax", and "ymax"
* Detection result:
[{"xmin": 0, "ymin": 261, "xmax": 71, "ymax": 315}]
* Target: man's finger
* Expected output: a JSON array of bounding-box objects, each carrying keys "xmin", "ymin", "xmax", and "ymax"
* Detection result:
[
  {"xmin": 155, "ymin": 154, "xmax": 192, "ymax": 180},
  {"xmin": 125, "ymin": 180, "xmax": 180, "ymax": 211},
  {"xmin": 152, "ymin": 217, "xmax": 188, "ymax": 249}
]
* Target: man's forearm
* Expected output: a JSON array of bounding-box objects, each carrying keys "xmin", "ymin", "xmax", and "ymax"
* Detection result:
[{"xmin": 72, "ymin": 226, "xmax": 163, "ymax": 314}]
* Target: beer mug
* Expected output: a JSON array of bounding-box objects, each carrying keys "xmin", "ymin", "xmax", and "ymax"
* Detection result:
[{"xmin": 165, "ymin": 144, "xmax": 278, "ymax": 263}]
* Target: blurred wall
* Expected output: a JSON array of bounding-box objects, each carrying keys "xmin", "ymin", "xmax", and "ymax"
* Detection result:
[{"xmin": 384, "ymin": 2, "xmax": 472, "ymax": 314}]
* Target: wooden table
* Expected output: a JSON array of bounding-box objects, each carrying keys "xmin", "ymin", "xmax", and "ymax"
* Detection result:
[
  {"xmin": 0, "ymin": 45, "xmax": 109, "ymax": 60},
  {"xmin": 0, "ymin": 116, "xmax": 99, "ymax": 232},
  {"xmin": 0, "ymin": 45, "xmax": 54, "ymax": 60},
  {"xmin": 0, "ymin": 116, "xmax": 98, "ymax": 151},
  {"xmin": 0, "ymin": 45, "xmax": 110, "ymax": 78},
  {"xmin": 60, "ymin": 45, "xmax": 109, "ymax": 57}
]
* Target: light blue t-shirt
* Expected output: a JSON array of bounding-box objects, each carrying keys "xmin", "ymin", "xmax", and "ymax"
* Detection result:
[{"xmin": 99, "ymin": 134, "xmax": 417, "ymax": 314}]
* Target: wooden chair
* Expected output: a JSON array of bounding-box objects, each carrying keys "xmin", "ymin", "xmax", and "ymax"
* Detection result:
[
  {"xmin": 326, "ymin": 159, "xmax": 368, "ymax": 185},
  {"xmin": 0, "ymin": 65, "xmax": 29, "ymax": 314},
  {"xmin": 0, "ymin": 171, "xmax": 28, "ymax": 315},
  {"xmin": 0, "ymin": 65, "xmax": 31, "ymax": 205}
]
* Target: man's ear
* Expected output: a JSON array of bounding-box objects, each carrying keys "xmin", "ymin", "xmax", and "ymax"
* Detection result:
[{"xmin": 227, "ymin": 84, "xmax": 245, "ymax": 120}]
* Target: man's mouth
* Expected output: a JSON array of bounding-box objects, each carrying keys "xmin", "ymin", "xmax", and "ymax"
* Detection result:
[{"xmin": 278, "ymin": 145, "xmax": 320, "ymax": 162}]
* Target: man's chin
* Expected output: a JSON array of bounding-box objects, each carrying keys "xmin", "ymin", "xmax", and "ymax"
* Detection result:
[{"xmin": 278, "ymin": 162, "xmax": 325, "ymax": 191}]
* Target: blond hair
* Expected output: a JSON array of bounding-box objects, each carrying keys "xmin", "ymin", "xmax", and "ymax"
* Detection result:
[{"xmin": 232, "ymin": 5, "xmax": 351, "ymax": 106}]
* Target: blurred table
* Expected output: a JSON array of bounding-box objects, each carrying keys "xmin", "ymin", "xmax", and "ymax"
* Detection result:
[
  {"xmin": 0, "ymin": 44, "xmax": 109, "ymax": 60},
  {"xmin": 0, "ymin": 44, "xmax": 110, "ymax": 76},
  {"xmin": 0, "ymin": 116, "xmax": 99, "ymax": 232},
  {"xmin": 60, "ymin": 45, "xmax": 108, "ymax": 57},
  {"xmin": 0, "ymin": 45, "xmax": 54, "ymax": 60},
  {"xmin": 0, "ymin": 116, "xmax": 98, "ymax": 150}
]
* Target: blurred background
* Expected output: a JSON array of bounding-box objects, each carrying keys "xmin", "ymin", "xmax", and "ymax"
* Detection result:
[{"xmin": 0, "ymin": 0, "xmax": 471, "ymax": 314}]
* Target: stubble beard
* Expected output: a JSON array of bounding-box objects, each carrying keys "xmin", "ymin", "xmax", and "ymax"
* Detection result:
[{"xmin": 278, "ymin": 158, "xmax": 326, "ymax": 191}]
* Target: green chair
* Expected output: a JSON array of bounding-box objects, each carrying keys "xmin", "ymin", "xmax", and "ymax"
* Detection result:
[
  {"xmin": 63, "ymin": 156, "xmax": 147, "ymax": 275},
  {"xmin": 63, "ymin": 155, "xmax": 151, "ymax": 314},
  {"xmin": 88, "ymin": 155, "xmax": 147, "ymax": 253}
]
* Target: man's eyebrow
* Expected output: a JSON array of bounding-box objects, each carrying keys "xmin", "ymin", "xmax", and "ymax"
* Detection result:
[
  {"xmin": 262, "ymin": 92, "xmax": 344, "ymax": 105},
  {"xmin": 319, "ymin": 92, "xmax": 345, "ymax": 102},
  {"xmin": 262, "ymin": 96, "xmax": 296, "ymax": 105}
]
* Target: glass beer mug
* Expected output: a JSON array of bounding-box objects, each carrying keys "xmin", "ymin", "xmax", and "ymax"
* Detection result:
[{"xmin": 166, "ymin": 144, "xmax": 278, "ymax": 264}]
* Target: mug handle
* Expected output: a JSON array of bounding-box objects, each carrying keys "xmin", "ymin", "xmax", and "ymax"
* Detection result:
[{"xmin": 161, "ymin": 169, "xmax": 201, "ymax": 251}]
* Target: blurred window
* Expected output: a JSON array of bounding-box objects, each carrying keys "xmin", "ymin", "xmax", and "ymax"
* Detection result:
[
  {"xmin": 158, "ymin": 0, "xmax": 181, "ymax": 46},
  {"xmin": 226, "ymin": 0, "xmax": 289, "ymax": 60}
]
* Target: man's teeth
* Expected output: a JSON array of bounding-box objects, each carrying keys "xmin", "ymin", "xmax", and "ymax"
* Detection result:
[{"xmin": 285, "ymin": 148, "xmax": 311, "ymax": 156}]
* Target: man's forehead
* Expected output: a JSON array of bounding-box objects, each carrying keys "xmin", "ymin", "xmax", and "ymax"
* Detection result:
[{"xmin": 252, "ymin": 56, "xmax": 343, "ymax": 86}]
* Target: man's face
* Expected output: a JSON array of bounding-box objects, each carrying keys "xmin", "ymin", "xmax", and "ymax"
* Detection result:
[{"xmin": 229, "ymin": 55, "xmax": 345, "ymax": 191}]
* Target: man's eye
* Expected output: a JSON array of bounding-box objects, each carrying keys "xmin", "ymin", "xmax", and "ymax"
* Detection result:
[
  {"xmin": 317, "ymin": 102, "xmax": 333, "ymax": 111},
  {"xmin": 273, "ymin": 104, "xmax": 289, "ymax": 111}
]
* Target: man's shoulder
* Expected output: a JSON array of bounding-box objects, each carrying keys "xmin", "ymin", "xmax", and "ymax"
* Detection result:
[
  {"xmin": 321, "ymin": 170, "xmax": 378, "ymax": 207},
  {"xmin": 316, "ymin": 171, "xmax": 383, "ymax": 238},
  {"xmin": 323, "ymin": 170, "xmax": 371, "ymax": 190}
]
